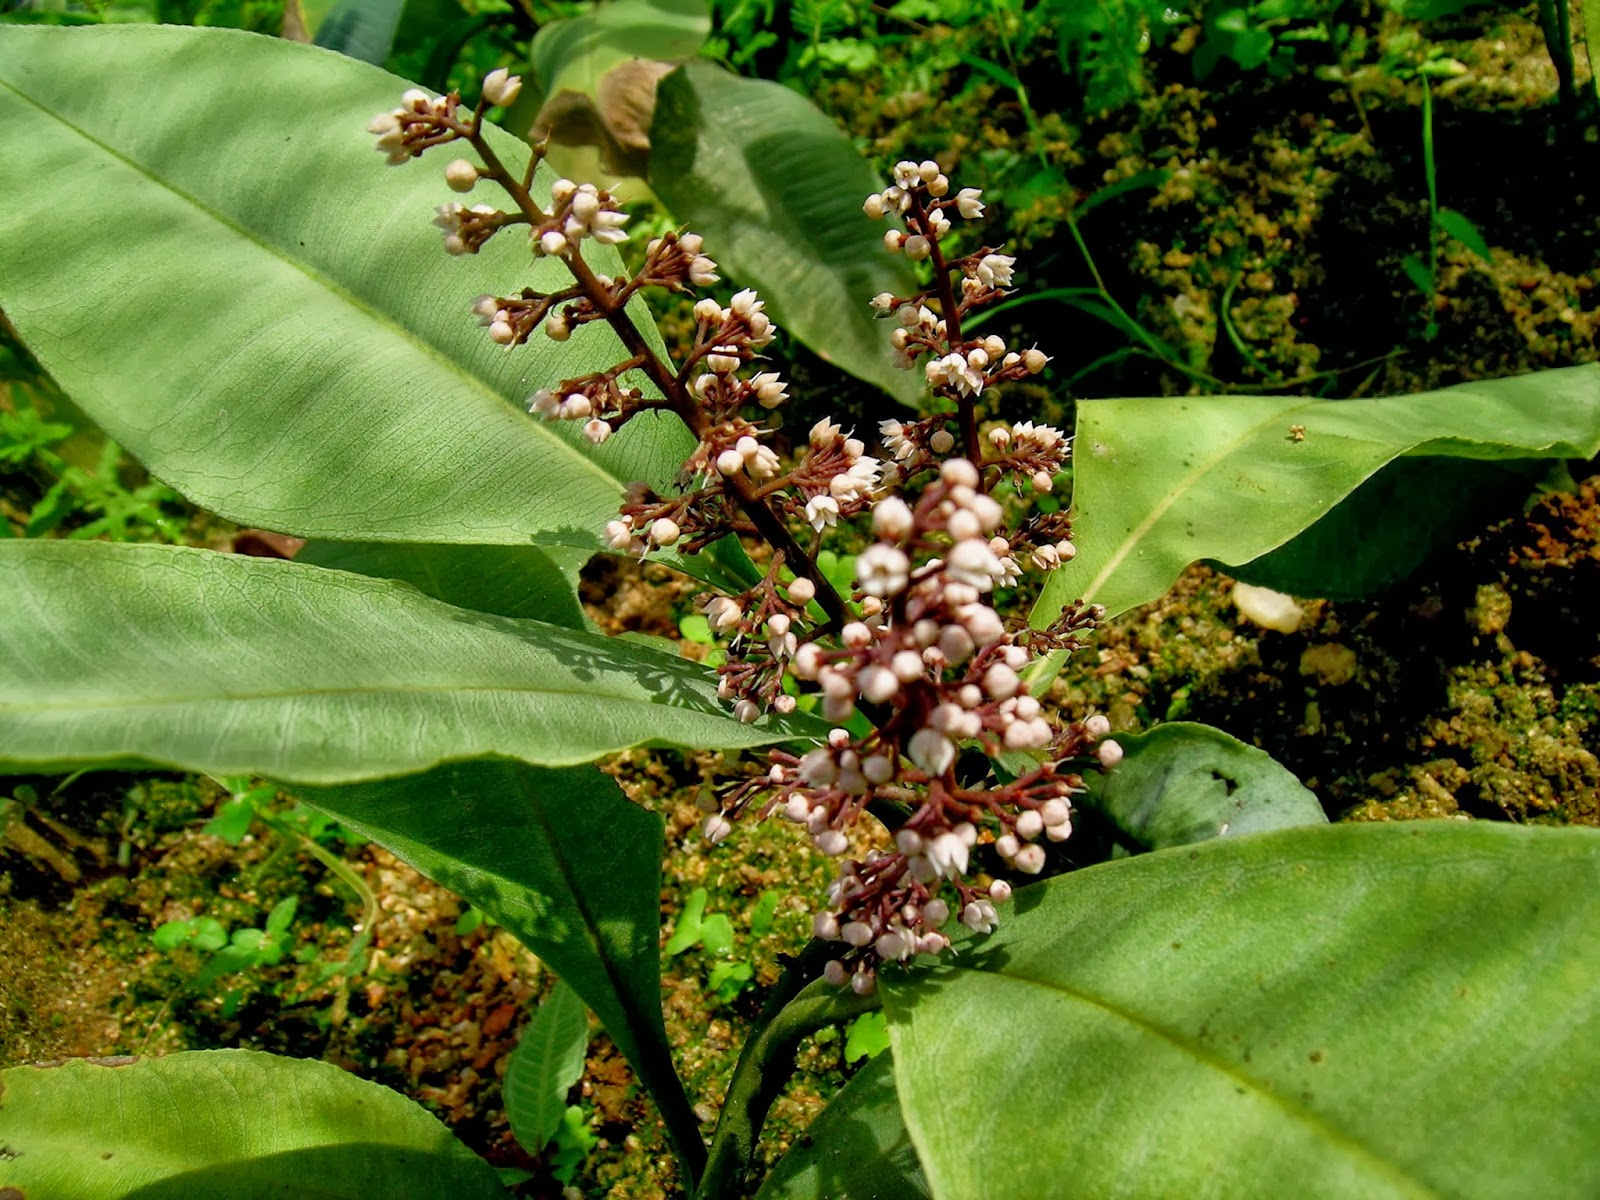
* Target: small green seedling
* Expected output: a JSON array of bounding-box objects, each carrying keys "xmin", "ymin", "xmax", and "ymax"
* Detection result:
[
  {"xmin": 153, "ymin": 896, "xmax": 299, "ymax": 1014},
  {"xmin": 844, "ymin": 1011, "xmax": 891, "ymax": 1064}
]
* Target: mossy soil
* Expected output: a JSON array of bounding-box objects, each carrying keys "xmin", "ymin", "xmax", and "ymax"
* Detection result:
[{"xmin": 3, "ymin": 4, "xmax": 1598, "ymax": 1197}]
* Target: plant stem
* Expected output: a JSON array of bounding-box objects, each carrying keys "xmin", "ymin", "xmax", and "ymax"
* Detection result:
[
  {"xmin": 696, "ymin": 976, "xmax": 880, "ymax": 1199},
  {"xmin": 469, "ymin": 130, "xmax": 853, "ymax": 630},
  {"xmin": 912, "ymin": 192, "xmax": 981, "ymax": 461}
]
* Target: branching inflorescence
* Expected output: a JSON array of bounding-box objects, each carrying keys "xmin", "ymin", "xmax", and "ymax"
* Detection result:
[{"xmin": 370, "ymin": 74, "xmax": 1120, "ymax": 996}]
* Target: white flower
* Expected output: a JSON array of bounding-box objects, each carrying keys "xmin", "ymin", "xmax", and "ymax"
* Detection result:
[
  {"xmin": 857, "ymin": 544, "xmax": 910, "ymax": 597},
  {"xmin": 806, "ymin": 495, "xmax": 840, "ymax": 531},
  {"xmin": 871, "ymin": 496, "xmax": 914, "ymax": 540},
  {"xmin": 923, "ymin": 828, "xmax": 969, "ymax": 877},
  {"xmin": 956, "ymin": 187, "xmax": 985, "ymax": 219},
  {"xmin": 481, "ymin": 67, "xmax": 522, "ymax": 107},
  {"xmin": 689, "ymin": 255, "xmax": 720, "ymax": 287},
  {"xmin": 879, "ymin": 420, "xmax": 916, "ymax": 461},
  {"xmin": 752, "ymin": 372, "xmax": 788, "ymax": 409},
  {"xmin": 908, "ymin": 729, "xmax": 958, "ymax": 780},
  {"xmin": 947, "ymin": 539, "xmax": 1002, "ymax": 591},
  {"xmin": 1013, "ymin": 844, "xmax": 1046, "ymax": 874},
  {"xmin": 976, "ymin": 253, "xmax": 1016, "ymax": 288},
  {"xmin": 961, "ymin": 899, "xmax": 998, "ymax": 934}
]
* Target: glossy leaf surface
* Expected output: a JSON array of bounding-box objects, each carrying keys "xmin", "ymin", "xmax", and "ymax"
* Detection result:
[
  {"xmin": 1033, "ymin": 364, "xmax": 1600, "ymax": 624},
  {"xmin": 1083, "ymin": 721, "xmax": 1325, "ymax": 853},
  {"xmin": 0, "ymin": 24, "xmax": 690, "ymax": 544},
  {"xmin": 1225, "ymin": 457, "xmax": 1548, "ymax": 600},
  {"xmin": 0, "ymin": 541, "xmax": 809, "ymax": 783},
  {"xmin": 0, "ymin": 1050, "xmax": 503, "ymax": 1198},
  {"xmin": 882, "ymin": 821, "xmax": 1600, "ymax": 1199},
  {"xmin": 650, "ymin": 60, "xmax": 921, "ymax": 404},
  {"xmin": 299, "ymin": 760, "xmax": 695, "ymax": 1159},
  {"xmin": 755, "ymin": 1053, "xmax": 930, "ymax": 1200}
]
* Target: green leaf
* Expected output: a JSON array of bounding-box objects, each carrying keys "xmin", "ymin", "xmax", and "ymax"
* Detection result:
[
  {"xmin": 0, "ymin": 541, "xmax": 814, "ymax": 784},
  {"xmin": 755, "ymin": 1052, "xmax": 930, "ymax": 1200},
  {"xmin": 265, "ymin": 895, "xmax": 299, "ymax": 936},
  {"xmin": 649, "ymin": 60, "xmax": 922, "ymax": 404},
  {"xmin": 300, "ymin": 759, "xmax": 705, "ymax": 1181},
  {"xmin": 0, "ymin": 1050, "xmax": 504, "ymax": 1198},
  {"xmin": 664, "ymin": 886, "xmax": 709, "ymax": 955},
  {"xmin": 0, "ymin": 24, "xmax": 692, "ymax": 545},
  {"xmin": 1226, "ymin": 456, "xmax": 1548, "ymax": 599},
  {"xmin": 504, "ymin": 979, "xmax": 590, "ymax": 1154},
  {"xmin": 201, "ymin": 795, "xmax": 257, "ymax": 845},
  {"xmin": 152, "ymin": 920, "xmax": 196, "ymax": 952},
  {"xmin": 882, "ymin": 821, "xmax": 1600, "ymax": 1199},
  {"xmin": 1075, "ymin": 168, "xmax": 1173, "ymax": 219},
  {"xmin": 698, "ymin": 912, "xmax": 735, "ymax": 956},
  {"xmin": 1436, "ymin": 207, "xmax": 1493, "ymax": 262},
  {"xmin": 190, "ymin": 917, "xmax": 229, "ymax": 952},
  {"xmin": 296, "ymin": 541, "xmax": 595, "ymax": 629},
  {"xmin": 1400, "ymin": 252, "xmax": 1434, "ymax": 294},
  {"xmin": 749, "ymin": 889, "xmax": 780, "ymax": 937},
  {"xmin": 843, "ymin": 1011, "xmax": 890, "ymax": 1063},
  {"xmin": 1586, "ymin": 0, "xmax": 1600, "ymax": 101},
  {"xmin": 1081, "ymin": 722, "xmax": 1325, "ymax": 855},
  {"xmin": 531, "ymin": 0, "xmax": 708, "ymax": 96},
  {"xmin": 1032, "ymin": 365, "xmax": 1600, "ymax": 625},
  {"xmin": 315, "ymin": 0, "xmax": 404, "ymax": 64}
]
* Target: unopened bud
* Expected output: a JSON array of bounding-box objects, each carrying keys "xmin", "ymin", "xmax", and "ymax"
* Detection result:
[
  {"xmin": 480, "ymin": 68, "xmax": 522, "ymax": 108},
  {"xmin": 444, "ymin": 159, "xmax": 478, "ymax": 192}
]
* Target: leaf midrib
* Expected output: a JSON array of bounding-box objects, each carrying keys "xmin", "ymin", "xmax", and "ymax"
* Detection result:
[
  {"xmin": 930, "ymin": 965, "xmax": 1442, "ymax": 1199},
  {"xmin": 1077, "ymin": 396, "xmax": 1324, "ymax": 603},
  {"xmin": 0, "ymin": 50, "xmax": 622, "ymax": 500},
  {"xmin": 0, "ymin": 680, "xmax": 713, "ymax": 713}
]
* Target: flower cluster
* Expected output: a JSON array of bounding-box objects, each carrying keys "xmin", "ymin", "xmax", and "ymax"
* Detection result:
[{"xmin": 369, "ymin": 87, "xmax": 1117, "ymax": 992}]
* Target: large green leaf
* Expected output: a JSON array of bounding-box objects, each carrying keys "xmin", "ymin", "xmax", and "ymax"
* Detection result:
[
  {"xmin": 0, "ymin": 1050, "xmax": 504, "ymax": 1198},
  {"xmin": 0, "ymin": 540, "xmax": 812, "ymax": 783},
  {"xmin": 755, "ymin": 1052, "xmax": 930, "ymax": 1200},
  {"xmin": 0, "ymin": 24, "xmax": 691, "ymax": 544},
  {"xmin": 299, "ymin": 761, "xmax": 704, "ymax": 1175},
  {"xmin": 296, "ymin": 540, "xmax": 595, "ymax": 628},
  {"xmin": 314, "ymin": 0, "xmax": 404, "ymax": 64},
  {"xmin": 649, "ymin": 60, "xmax": 922, "ymax": 404},
  {"xmin": 1081, "ymin": 721, "xmax": 1326, "ymax": 855},
  {"xmin": 1033, "ymin": 365, "xmax": 1600, "ymax": 624},
  {"xmin": 881, "ymin": 821, "xmax": 1600, "ymax": 1199},
  {"xmin": 531, "ymin": 0, "xmax": 708, "ymax": 96},
  {"xmin": 1225, "ymin": 457, "xmax": 1550, "ymax": 600},
  {"xmin": 503, "ymin": 978, "xmax": 590, "ymax": 1153}
]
